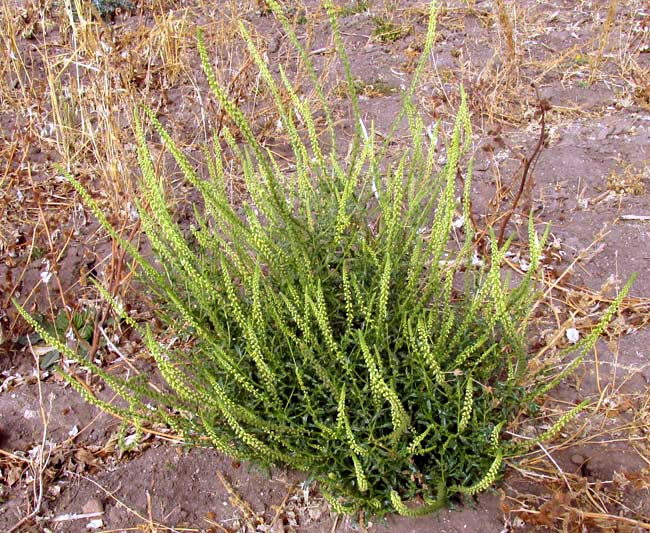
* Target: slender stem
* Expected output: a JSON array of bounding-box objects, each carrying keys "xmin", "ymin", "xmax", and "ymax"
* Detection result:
[{"xmin": 497, "ymin": 85, "xmax": 548, "ymax": 247}]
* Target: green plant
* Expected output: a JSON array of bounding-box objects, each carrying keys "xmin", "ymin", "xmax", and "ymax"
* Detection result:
[
  {"xmin": 16, "ymin": 0, "xmax": 633, "ymax": 518},
  {"xmin": 90, "ymin": 0, "xmax": 133, "ymax": 19},
  {"xmin": 372, "ymin": 16, "xmax": 412, "ymax": 43},
  {"xmin": 65, "ymin": 0, "xmax": 133, "ymax": 21},
  {"xmin": 337, "ymin": 0, "xmax": 369, "ymax": 17}
]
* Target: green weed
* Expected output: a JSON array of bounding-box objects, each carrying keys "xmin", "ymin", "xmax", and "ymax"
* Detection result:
[
  {"xmin": 373, "ymin": 17, "xmax": 411, "ymax": 43},
  {"xmin": 15, "ymin": 0, "xmax": 633, "ymax": 518},
  {"xmin": 337, "ymin": 1, "xmax": 369, "ymax": 17}
]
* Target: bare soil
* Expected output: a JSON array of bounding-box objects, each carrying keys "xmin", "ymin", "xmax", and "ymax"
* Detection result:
[{"xmin": 1, "ymin": 0, "xmax": 649, "ymax": 531}]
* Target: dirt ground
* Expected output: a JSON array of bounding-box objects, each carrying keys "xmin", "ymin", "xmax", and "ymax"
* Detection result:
[{"xmin": 1, "ymin": 0, "xmax": 649, "ymax": 531}]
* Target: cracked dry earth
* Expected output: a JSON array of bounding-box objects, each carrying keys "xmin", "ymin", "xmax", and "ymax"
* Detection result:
[{"xmin": 1, "ymin": 0, "xmax": 650, "ymax": 531}]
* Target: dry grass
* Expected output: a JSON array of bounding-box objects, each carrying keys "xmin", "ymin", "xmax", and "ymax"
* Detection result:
[
  {"xmin": 1, "ymin": 0, "xmax": 649, "ymax": 530},
  {"xmin": 589, "ymin": 0, "xmax": 619, "ymax": 85},
  {"xmin": 494, "ymin": 0, "xmax": 517, "ymax": 66}
]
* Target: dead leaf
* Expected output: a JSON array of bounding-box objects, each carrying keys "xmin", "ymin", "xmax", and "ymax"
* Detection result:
[
  {"xmin": 6, "ymin": 465, "xmax": 23, "ymax": 486},
  {"xmin": 624, "ymin": 470, "xmax": 650, "ymax": 490}
]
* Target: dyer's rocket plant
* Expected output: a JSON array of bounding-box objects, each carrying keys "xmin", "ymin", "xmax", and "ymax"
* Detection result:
[{"xmin": 17, "ymin": 0, "xmax": 633, "ymax": 517}]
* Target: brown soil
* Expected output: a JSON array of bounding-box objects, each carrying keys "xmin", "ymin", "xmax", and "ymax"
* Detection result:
[{"xmin": 1, "ymin": 0, "xmax": 649, "ymax": 531}]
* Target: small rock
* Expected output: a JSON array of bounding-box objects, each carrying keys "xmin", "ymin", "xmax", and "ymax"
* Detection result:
[
  {"xmin": 82, "ymin": 497, "xmax": 104, "ymax": 515},
  {"xmin": 570, "ymin": 454, "xmax": 585, "ymax": 465},
  {"xmin": 269, "ymin": 520, "xmax": 286, "ymax": 533},
  {"xmin": 86, "ymin": 518, "xmax": 104, "ymax": 530},
  {"xmin": 308, "ymin": 507, "xmax": 322, "ymax": 521},
  {"xmin": 566, "ymin": 328, "xmax": 580, "ymax": 344}
]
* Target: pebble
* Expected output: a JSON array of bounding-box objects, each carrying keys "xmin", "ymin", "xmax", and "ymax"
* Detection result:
[
  {"xmin": 570, "ymin": 454, "xmax": 585, "ymax": 465},
  {"xmin": 82, "ymin": 497, "xmax": 104, "ymax": 515},
  {"xmin": 269, "ymin": 521, "xmax": 286, "ymax": 533}
]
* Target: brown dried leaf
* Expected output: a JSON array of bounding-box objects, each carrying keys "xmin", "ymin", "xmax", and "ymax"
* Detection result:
[
  {"xmin": 624, "ymin": 470, "xmax": 650, "ymax": 490},
  {"xmin": 6, "ymin": 464, "xmax": 23, "ymax": 486},
  {"xmin": 73, "ymin": 447, "xmax": 102, "ymax": 473}
]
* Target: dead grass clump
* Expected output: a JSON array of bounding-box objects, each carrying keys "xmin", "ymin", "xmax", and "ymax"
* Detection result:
[{"xmin": 607, "ymin": 163, "xmax": 647, "ymax": 196}]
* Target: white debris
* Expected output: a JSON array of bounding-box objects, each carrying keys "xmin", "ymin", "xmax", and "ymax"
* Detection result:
[
  {"xmin": 86, "ymin": 518, "xmax": 104, "ymax": 530},
  {"xmin": 566, "ymin": 328, "xmax": 580, "ymax": 344},
  {"xmin": 40, "ymin": 259, "xmax": 52, "ymax": 284}
]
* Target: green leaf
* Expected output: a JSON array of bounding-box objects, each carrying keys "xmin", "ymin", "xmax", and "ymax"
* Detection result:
[{"xmin": 41, "ymin": 350, "xmax": 60, "ymax": 370}]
